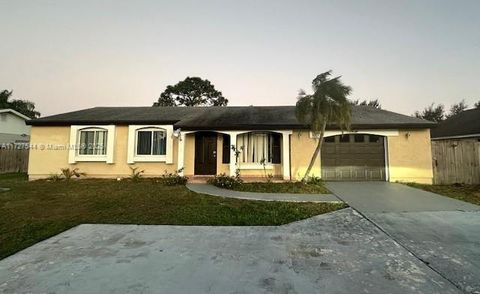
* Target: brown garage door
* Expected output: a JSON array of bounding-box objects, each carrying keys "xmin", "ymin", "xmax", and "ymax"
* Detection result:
[{"xmin": 321, "ymin": 134, "xmax": 386, "ymax": 181}]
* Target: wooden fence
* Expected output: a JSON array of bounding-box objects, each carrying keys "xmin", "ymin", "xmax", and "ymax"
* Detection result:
[
  {"xmin": 432, "ymin": 139, "xmax": 480, "ymax": 184},
  {"xmin": 0, "ymin": 148, "xmax": 29, "ymax": 173}
]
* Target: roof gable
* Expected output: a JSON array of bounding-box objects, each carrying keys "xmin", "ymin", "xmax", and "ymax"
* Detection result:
[{"xmin": 0, "ymin": 109, "xmax": 31, "ymax": 121}]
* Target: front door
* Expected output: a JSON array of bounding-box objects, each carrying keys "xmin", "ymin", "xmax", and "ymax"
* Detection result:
[{"xmin": 194, "ymin": 132, "xmax": 217, "ymax": 175}]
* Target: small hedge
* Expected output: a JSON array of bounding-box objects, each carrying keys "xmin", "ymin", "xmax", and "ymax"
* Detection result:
[
  {"xmin": 159, "ymin": 172, "xmax": 188, "ymax": 186},
  {"xmin": 207, "ymin": 173, "xmax": 243, "ymax": 189}
]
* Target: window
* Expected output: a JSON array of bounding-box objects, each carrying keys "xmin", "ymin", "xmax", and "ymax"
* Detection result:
[
  {"xmin": 222, "ymin": 134, "xmax": 230, "ymax": 164},
  {"xmin": 136, "ymin": 129, "xmax": 166, "ymax": 156},
  {"xmin": 127, "ymin": 125, "xmax": 173, "ymax": 164},
  {"xmin": 69, "ymin": 125, "xmax": 115, "ymax": 164},
  {"xmin": 324, "ymin": 136, "xmax": 335, "ymax": 143},
  {"xmin": 78, "ymin": 128, "xmax": 107, "ymax": 155},
  {"xmin": 369, "ymin": 135, "xmax": 383, "ymax": 143},
  {"xmin": 340, "ymin": 135, "xmax": 350, "ymax": 143},
  {"xmin": 237, "ymin": 132, "xmax": 281, "ymax": 164},
  {"xmin": 354, "ymin": 134, "xmax": 365, "ymax": 143}
]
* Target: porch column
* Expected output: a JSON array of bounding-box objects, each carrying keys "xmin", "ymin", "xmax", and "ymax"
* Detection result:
[
  {"xmin": 229, "ymin": 132, "xmax": 238, "ymax": 177},
  {"xmin": 177, "ymin": 132, "xmax": 186, "ymax": 176},
  {"xmin": 281, "ymin": 131, "xmax": 292, "ymax": 180}
]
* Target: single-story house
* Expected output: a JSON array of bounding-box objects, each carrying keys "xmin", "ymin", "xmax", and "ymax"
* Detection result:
[
  {"xmin": 27, "ymin": 105, "xmax": 435, "ymax": 183},
  {"xmin": 0, "ymin": 109, "xmax": 31, "ymax": 144},
  {"xmin": 430, "ymin": 108, "xmax": 480, "ymax": 184}
]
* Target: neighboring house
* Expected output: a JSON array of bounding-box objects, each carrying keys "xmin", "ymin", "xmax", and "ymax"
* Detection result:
[
  {"xmin": 0, "ymin": 109, "xmax": 31, "ymax": 144},
  {"xmin": 430, "ymin": 108, "xmax": 480, "ymax": 184},
  {"xmin": 27, "ymin": 106, "xmax": 435, "ymax": 183}
]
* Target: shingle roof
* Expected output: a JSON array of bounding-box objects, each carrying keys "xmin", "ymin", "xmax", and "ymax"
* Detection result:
[
  {"xmin": 431, "ymin": 108, "xmax": 480, "ymax": 139},
  {"xmin": 28, "ymin": 105, "xmax": 435, "ymax": 130}
]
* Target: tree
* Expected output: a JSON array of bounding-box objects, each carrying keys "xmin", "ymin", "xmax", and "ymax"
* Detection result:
[
  {"xmin": 0, "ymin": 90, "xmax": 41, "ymax": 118},
  {"xmin": 474, "ymin": 100, "xmax": 480, "ymax": 108},
  {"xmin": 296, "ymin": 71, "xmax": 352, "ymax": 181},
  {"xmin": 351, "ymin": 99, "xmax": 381, "ymax": 109},
  {"xmin": 153, "ymin": 77, "xmax": 228, "ymax": 107},
  {"xmin": 413, "ymin": 103, "xmax": 445, "ymax": 122},
  {"xmin": 446, "ymin": 100, "xmax": 468, "ymax": 118}
]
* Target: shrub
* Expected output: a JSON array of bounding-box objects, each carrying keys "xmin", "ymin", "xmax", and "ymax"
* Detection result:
[
  {"xmin": 60, "ymin": 168, "xmax": 86, "ymax": 181},
  {"xmin": 129, "ymin": 166, "xmax": 145, "ymax": 181},
  {"xmin": 208, "ymin": 173, "xmax": 243, "ymax": 189},
  {"xmin": 47, "ymin": 174, "xmax": 63, "ymax": 182},
  {"xmin": 304, "ymin": 176, "xmax": 324, "ymax": 185},
  {"xmin": 160, "ymin": 169, "xmax": 188, "ymax": 186}
]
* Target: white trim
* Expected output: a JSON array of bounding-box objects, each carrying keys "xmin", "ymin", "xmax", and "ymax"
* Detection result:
[
  {"xmin": 0, "ymin": 109, "xmax": 31, "ymax": 121},
  {"xmin": 431, "ymin": 133, "xmax": 480, "ymax": 140},
  {"xmin": 177, "ymin": 132, "xmax": 186, "ymax": 176},
  {"xmin": 238, "ymin": 163, "xmax": 275, "ymax": 170},
  {"xmin": 229, "ymin": 133, "xmax": 238, "ymax": 176},
  {"xmin": 280, "ymin": 131, "xmax": 291, "ymax": 180},
  {"xmin": 127, "ymin": 125, "xmax": 174, "ymax": 164},
  {"xmin": 384, "ymin": 137, "xmax": 390, "ymax": 181},
  {"xmin": 310, "ymin": 129, "xmax": 399, "ymax": 138},
  {"xmin": 68, "ymin": 125, "xmax": 115, "ymax": 164}
]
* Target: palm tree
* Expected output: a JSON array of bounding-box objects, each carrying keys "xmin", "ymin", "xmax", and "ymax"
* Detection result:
[{"xmin": 296, "ymin": 71, "xmax": 352, "ymax": 181}]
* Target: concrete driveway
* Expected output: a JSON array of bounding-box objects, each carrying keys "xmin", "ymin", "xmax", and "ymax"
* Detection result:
[
  {"xmin": 0, "ymin": 208, "xmax": 458, "ymax": 293},
  {"xmin": 326, "ymin": 182, "xmax": 480, "ymax": 293}
]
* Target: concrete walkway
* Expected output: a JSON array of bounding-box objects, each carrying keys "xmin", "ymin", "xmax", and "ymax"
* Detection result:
[
  {"xmin": 0, "ymin": 209, "xmax": 459, "ymax": 293},
  {"xmin": 186, "ymin": 183, "xmax": 341, "ymax": 202},
  {"xmin": 326, "ymin": 182, "xmax": 480, "ymax": 293}
]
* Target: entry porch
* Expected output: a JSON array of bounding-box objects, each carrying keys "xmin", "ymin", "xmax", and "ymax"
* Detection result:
[{"xmin": 177, "ymin": 130, "xmax": 292, "ymax": 180}]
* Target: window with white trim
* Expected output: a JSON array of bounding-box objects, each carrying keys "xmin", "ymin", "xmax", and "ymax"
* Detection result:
[
  {"xmin": 127, "ymin": 125, "xmax": 174, "ymax": 164},
  {"xmin": 135, "ymin": 128, "xmax": 167, "ymax": 156},
  {"xmin": 78, "ymin": 128, "xmax": 108, "ymax": 155},
  {"xmin": 237, "ymin": 132, "xmax": 281, "ymax": 164},
  {"xmin": 68, "ymin": 125, "xmax": 115, "ymax": 164}
]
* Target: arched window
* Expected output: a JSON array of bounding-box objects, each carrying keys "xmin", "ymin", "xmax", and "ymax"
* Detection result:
[
  {"xmin": 135, "ymin": 128, "xmax": 167, "ymax": 156},
  {"xmin": 78, "ymin": 127, "xmax": 108, "ymax": 155}
]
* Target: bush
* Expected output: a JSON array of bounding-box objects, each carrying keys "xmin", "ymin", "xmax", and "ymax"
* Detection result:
[
  {"xmin": 129, "ymin": 166, "xmax": 145, "ymax": 181},
  {"xmin": 46, "ymin": 168, "xmax": 86, "ymax": 181},
  {"xmin": 208, "ymin": 173, "xmax": 243, "ymax": 189},
  {"xmin": 304, "ymin": 176, "xmax": 324, "ymax": 185},
  {"xmin": 159, "ymin": 170, "xmax": 188, "ymax": 186},
  {"xmin": 47, "ymin": 174, "xmax": 63, "ymax": 182}
]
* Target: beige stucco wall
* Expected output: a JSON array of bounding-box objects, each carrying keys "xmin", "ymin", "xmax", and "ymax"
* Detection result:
[
  {"xmin": 28, "ymin": 126, "xmax": 433, "ymax": 184},
  {"xmin": 28, "ymin": 126, "xmax": 178, "ymax": 179},
  {"xmin": 290, "ymin": 130, "xmax": 321, "ymax": 181},
  {"xmin": 183, "ymin": 133, "xmax": 195, "ymax": 176},
  {"xmin": 387, "ymin": 129, "xmax": 433, "ymax": 184}
]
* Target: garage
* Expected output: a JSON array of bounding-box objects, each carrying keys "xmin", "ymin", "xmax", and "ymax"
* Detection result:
[{"xmin": 321, "ymin": 134, "xmax": 387, "ymax": 181}]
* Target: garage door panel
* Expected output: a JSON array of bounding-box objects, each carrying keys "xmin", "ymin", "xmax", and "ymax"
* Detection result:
[{"xmin": 321, "ymin": 135, "xmax": 386, "ymax": 181}]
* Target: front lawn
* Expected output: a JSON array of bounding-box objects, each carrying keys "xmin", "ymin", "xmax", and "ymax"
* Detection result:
[
  {"xmin": 407, "ymin": 183, "xmax": 480, "ymax": 205},
  {"xmin": 0, "ymin": 173, "xmax": 345, "ymax": 259},
  {"xmin": 233, "ymin": 182, "xmax": 330, "ymax": 194}
]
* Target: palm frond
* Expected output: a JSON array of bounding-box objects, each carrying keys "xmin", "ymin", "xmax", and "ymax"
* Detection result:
[{"xmin": 296, "ymin": 70, "xmax": 352, "ymax": 133}]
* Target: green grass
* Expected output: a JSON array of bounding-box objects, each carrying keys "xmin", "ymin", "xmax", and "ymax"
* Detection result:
[
  {"xmin": 232, "ymin": 182, "xmax": 330, "ymax": 194},
  {"xmin": 407, "ymin": 183, "xmax": 480, "ymax": 205},
  {"xmin": 0, "ymin": 173, "xmax": 345, "ymax": 259}
]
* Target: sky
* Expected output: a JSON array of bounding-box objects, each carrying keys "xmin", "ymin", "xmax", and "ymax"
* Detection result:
[{"xmin": 1, "ymin": 0, "xmax": 479, "ymax": 116}]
